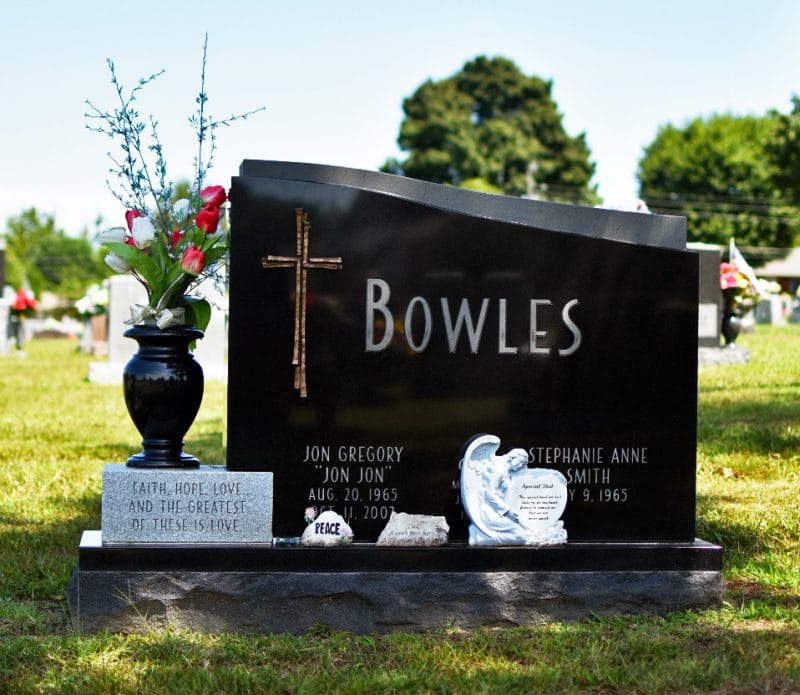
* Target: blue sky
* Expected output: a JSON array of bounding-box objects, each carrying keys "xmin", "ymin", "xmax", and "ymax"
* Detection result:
[{"xmin": 1, "ymin": 1, "xmax": 799, "ymax": 234}]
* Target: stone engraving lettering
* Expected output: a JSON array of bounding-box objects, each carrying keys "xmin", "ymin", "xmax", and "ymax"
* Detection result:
[
  {"xmin": 365, "ymin": 278, "xmax": 582, "ymax": 356},
  {"xmin": 303, "ymin": 443, "xmax": 402, "ymax": 524},
  {"xmin": 102, "ymin": 465, "xmax": 272, "ymax": 544}
]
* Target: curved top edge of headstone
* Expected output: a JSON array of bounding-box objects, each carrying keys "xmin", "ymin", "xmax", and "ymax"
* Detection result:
[{"xmin": 237, "ymin": 160, "xmax": 687, "ymax": 251}]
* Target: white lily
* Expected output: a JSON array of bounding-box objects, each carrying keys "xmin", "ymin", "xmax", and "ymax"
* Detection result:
[{"xmin": 131, "ymin": 216, "xmax": 155, "ymax": 249}]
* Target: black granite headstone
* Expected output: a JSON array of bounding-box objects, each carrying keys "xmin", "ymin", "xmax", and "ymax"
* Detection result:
[{"xmin": 227, "ymin": 161, "xmax": 697, "ymax": 544}]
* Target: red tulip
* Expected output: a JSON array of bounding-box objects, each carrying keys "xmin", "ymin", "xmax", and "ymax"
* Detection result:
[
  {"xmin": 12, "ymin": 288, "xmax": 36, "ymax": 311},
  {"xmin": 195, "ymin": 204, "xmax": 219, "ymax": 233},
  {"xmin": 180, "ymin": 245, "xmax": 204, "ymax": 275},
  {"xmin": 199, "ymin": 185, "xmax": 227, "ymax": 207},
  {"xmin": 169, "ymin": 229, "xmax": 183, "ymax": 249},
  {"xmin": 125, "ymin": 209, "xmax": 144, "ymax": 232}
]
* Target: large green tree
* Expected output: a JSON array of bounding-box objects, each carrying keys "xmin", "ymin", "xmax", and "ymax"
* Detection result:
[
  {"xmin": 383, "ymin": 56, "xmax": 598, "ymax": 204},
  {"xmin": 768, "ymin": 96, "xmax": 800, "ymax": 203},
  {"xmin": 638, "ymin": 113, "xmax": 798, "ymax": 248},
  {"xmin": 4, "ymin": 208, "xmax": 109, "ymax": 299}
]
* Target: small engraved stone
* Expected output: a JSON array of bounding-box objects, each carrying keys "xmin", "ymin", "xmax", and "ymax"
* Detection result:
[
  {"xmin": 301, "ymin": 510, "xmax": 353, "ymax": 546},
  {"xmin": 376, "ymin": 512, "xmax": 449, "ymax": 546}
]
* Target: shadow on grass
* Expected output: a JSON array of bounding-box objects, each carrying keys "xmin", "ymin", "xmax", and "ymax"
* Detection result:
[
  {"xmin": 725, "ymin": 578, "xmax": 800, "ymax": 610},
  {"xmin": 0, "ymin": 622, "xmax": 799, "ymax": 693},
  {"xmin": 695, "ymin": 511, "xmax": 793, "ymax": 587},
  {"xmin": 698, "ymin": 396, "xmax": 800, "ymax": 456},
  {"xmin": 0, "ymin": 487, "xmax": 100, "ymax": 599}
]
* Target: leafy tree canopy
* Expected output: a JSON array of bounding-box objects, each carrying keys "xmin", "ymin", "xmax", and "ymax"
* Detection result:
[
  {"xmin": 383, "ymin": 56, "xmax": 598, "ymax": 204},
  {"xmin": 4, "ymin": 208, "xmax": 110, "ymax": 300},
  {"xmin": 768, "ymin": 95, "xmax": 800, "ymax": 204},
  {"xmin": 638, "ymin": 113, "xmax": 799, "ymax": 248}
]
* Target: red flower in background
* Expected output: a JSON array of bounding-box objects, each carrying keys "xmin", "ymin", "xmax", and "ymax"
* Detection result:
[{"xmin": 11, "ymin": 288, "xmax": 37, "ymax": 314}]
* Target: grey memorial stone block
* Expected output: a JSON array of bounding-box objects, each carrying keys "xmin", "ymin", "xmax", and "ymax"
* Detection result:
[{"xmin": 102, "ymin": 465, "xmax": 273, "ymax": 544}]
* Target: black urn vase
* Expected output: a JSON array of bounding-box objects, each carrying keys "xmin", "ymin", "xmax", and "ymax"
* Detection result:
[
  {"xmin": 123, "ymin": 324, "xmax": 204, "ymax": 468},
  {"xmin": 721, "ymin": 307, "xmax": 742, "ymax": 347}
]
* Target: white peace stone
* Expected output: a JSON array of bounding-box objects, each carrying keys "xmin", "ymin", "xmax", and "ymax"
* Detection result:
[{"xmin": 301, "ymin": 510, "xmax": 353, "ymax": 546}]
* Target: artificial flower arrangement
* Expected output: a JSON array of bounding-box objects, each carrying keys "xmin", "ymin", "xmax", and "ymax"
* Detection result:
[
  {"xmin": 10, "ymin": 288, "xmax": 37, "ymax": 317},
  {"xmin": 74, "ymin": 282, "xmax": 109, "ymax": 318},
  {"xmin": 719, "ymin": 261, "xmax": 757, "ymax": 313},
  {"xmin": 86, "ymin": 36, "xmax": 263, "ymax": 331}
]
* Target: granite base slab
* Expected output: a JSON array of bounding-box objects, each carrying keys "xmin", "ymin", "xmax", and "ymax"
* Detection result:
[{"xmin": 67, "ymin": 532, "xmax": 722, "ymax": 634}]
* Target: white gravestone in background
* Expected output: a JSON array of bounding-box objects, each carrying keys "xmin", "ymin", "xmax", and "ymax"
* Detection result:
[{"xmin": 88, "ymin": 274, "xmax": 227, "ymax": 383}]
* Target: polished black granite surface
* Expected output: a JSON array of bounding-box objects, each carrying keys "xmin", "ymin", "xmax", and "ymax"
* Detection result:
[
  {"xmin": 227, "ymin": 162, "xmax": 698, "ymax": 543},
  {"xmin": 78, "ymin": 532, "xmax": 721, "ymax": 573}
]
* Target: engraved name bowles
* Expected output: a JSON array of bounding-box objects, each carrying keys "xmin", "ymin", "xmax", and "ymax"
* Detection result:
[{"xmin": 262, "ymin": 209, "xmax": 583, "ymax": 398}]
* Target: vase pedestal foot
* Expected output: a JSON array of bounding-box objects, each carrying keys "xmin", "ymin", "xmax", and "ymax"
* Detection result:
[
  {"xmin": 126, "ymin": 437, "xmax": 200, "ymax": 468},
  {"xmin": 126, "ymin": 452, "xmax": 200, "ymax": 468}
]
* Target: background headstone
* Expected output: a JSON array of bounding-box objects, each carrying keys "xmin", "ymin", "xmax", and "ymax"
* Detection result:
[
  {"xmin": 89, "ymin": 275, "xmax": 228, "ymax": 383},
  {"xmin": 0, "ymin": 295, "xmax": 10, "ymax": 355},
  {"xmin": 689, "ymin": 242, "xmax": 722, "ymax": 347}
]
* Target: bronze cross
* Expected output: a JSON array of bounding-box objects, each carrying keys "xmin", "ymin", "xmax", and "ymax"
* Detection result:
[{"xmin": 261, "ymin": 208, "xmax": 343, "ymax": 398}]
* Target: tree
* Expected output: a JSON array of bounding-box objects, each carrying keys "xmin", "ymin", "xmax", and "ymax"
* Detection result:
[
  {"xmin": 4, "ymin": 208, "xmax": 110, "ymax": 299},
  {"xmin": 638, "ymin": 114, "xmax": 799, "ymax": 248},
  {"xmin": 769, "ymin": 96, "xmax": 800, "ymax": 203},
  {"xmin": 383, "ymin": 56, "xmax": 598, "ymax": 204}
]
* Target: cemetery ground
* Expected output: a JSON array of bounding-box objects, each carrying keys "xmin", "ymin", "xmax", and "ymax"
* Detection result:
[{"xmin": 0, "ymin": 330, "xmax": 797, "ymax": 693}]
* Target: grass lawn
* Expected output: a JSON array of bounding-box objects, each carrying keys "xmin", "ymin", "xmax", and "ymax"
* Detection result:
[{"xmin": 0, "ymin": 328, "xmax": 798, "ymax": 693}]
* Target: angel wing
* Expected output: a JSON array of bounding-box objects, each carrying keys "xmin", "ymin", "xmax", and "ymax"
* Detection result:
[{"xmin": 459, "ymin": 434, "xmax": 501, "ymax": 539}]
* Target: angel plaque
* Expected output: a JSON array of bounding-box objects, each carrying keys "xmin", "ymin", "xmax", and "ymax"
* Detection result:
[{"xmin": 460, "ymin": 434, "xmax": 568, "ymax": 546}]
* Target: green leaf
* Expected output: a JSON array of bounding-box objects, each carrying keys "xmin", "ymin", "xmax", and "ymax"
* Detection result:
[
  {"xmin": 151, "ymin": 234, "xmax": 172, "ymax": 275},
  {"xmin": 203, "ymin": 245, "xmax": 227, "ymax": 266},
  {"xmin": 104, "ymin": 242, "xmax": 166, "ymax": 300},
  {"xmin": 183, "ymin": 297, "xmax": 212, "ymax": 332},
  {"xmin": 164, "ymin": 262, "xmax": 185, "ymax": 286}
]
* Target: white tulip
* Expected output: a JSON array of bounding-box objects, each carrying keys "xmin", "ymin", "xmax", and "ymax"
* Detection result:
[
  {"xmin": 104, "ymin": 252, "xmax": 131, "ymax": 274},
  {"xmin": 131, "ymin": 216, "xmax": 155, "ymax": 249},
  {"xmin": 173, "ymin": 198, "xmax": 192, "ymax": 219},
  {"xmin": 96, "ymin": 226, "xmax": 127, "ymax": 244}
]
